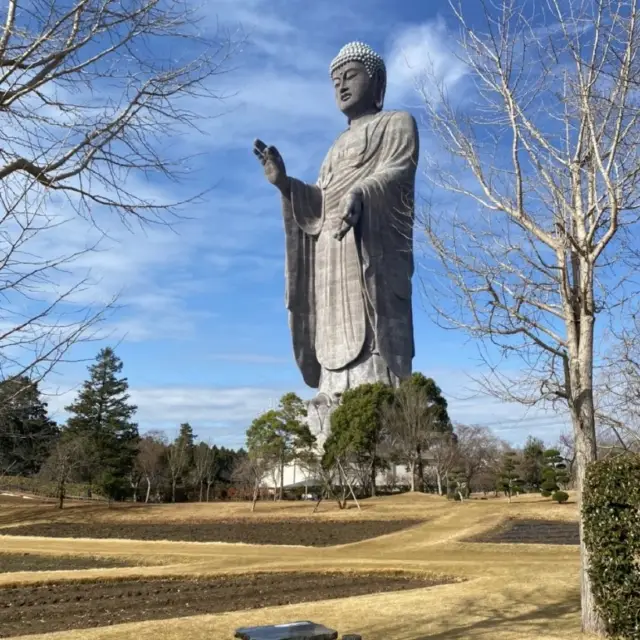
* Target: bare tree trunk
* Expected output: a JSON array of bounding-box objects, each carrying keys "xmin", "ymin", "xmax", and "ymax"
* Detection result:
[
  {"xmin": 313, "ymin": 489, "xmax": 325, "ymax": 513},
  {"xmin": 416, "ymin": 446, "xmax": 424, "ymax": 492},
  {"xmin": 370, "ymin": 461, "xmax": 376, "ymax": 497},
  {"xmin": 251, "ymin": 479, "xmax": 259, "ymax": 512},
  {"xmin": 57, "ymin": 480, "xmax": 65, "ymax": 510},
  {"xmin": 145, "ymin": 477, "xmax": 152, "ymax": 503},
  {"xmin": 206, "ymin": 481, "xmax": 212, "ymax": 502},
  {"xmin": 279, "ymin": 454, "xmax": 285, "ymax": 501},
  {"xmin": 171, "ymin": 478, "xmax": 177, "ymax": 503},
  {"xmin": 436, "ymin": 470, "xmax": 443, "ymax": 496},
  {"xmin": 199, "ymin": 481, "xmax": 203, "ymax": 502},
  {"xmin": 570, "ymin": 323, "xmax": 603, "ymax": 634},
  {"xmin": 409, "ymin": 461, "xmax": 416, "ymax": 492}
]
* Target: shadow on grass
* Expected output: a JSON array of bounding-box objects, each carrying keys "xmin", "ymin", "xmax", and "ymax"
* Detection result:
[{"xmin": 355, "ymin": 588, "xmax": 582, "ymax": 639}]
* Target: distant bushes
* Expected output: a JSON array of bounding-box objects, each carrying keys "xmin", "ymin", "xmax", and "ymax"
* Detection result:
[
  {"xmin": 0, "ymin": 475, "xmax": 106, "ymax": 501},
  {"xmin": 552, "ymin": 490, "xmax": 569, "ymax": 504},
  {"xmin": 583, "ymin": 454, "xmax": 640, "ymax": 639}
]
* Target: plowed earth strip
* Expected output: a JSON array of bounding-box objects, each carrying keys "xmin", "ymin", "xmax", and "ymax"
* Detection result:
[
  {"xmin": 0, "ymin": 572, "xmax": 454, "ymax": 638},
  {"xmin": 1, "ymin": 519, "xmax": 424, "ymax": 546}
]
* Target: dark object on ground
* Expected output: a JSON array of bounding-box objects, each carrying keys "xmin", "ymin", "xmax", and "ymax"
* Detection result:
[
  {"xmin": 234, "ymin": 621, "xmax": 338, "ymax": 639},
  {"xmin": 0, "ymin": 571, "xmax": 451, "ymax": 637},
  {"xmin": 341, "ymin": 635, "xmax": 362, "ymax": 639},
  {"xmin": 0, "ymin": 552, "xmax": 134, "ymax": 573},
  {"xmin": 1, "ymin": 519, "xmax": 424, "ymax": 547},
  {"xmin": 466, "ymin": 518, "xmax": 579, "ymax": 545}
]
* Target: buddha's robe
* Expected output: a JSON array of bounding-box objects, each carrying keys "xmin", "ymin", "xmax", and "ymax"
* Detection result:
[{"xmin": 281, "ymin": 109, "xmax": 418, "ymax": 393}]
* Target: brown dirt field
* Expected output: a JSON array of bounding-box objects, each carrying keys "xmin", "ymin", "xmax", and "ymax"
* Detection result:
[
  {"xmin": 0, "ymin": 493, "xmax": 597, "ymax": 640},
  {"xmin": 466, "ymin": 518, "xmax": 580, "ymax": 545},
  {"xmin": 0, "ymin": 571, "xmax": 452, "ymax": 638},
  {"xmin": 0, "ymin": 554, "xmax": 135, "ymax": 574},
  {"xmin": 1, "ymin": 519, "xmax": 423, "ymax": 546}
]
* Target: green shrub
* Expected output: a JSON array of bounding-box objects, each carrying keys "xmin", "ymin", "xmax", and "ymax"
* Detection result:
[
  {"xmin": 552, "ymin": 490, "xmax": 569, "ymax": 504},
  {"xmin": 583, "ymin": 454, "xmax": 640, "ymax": 639}
]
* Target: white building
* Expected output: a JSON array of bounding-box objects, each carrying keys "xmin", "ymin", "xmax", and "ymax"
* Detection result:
[{"xmin": 261, "ymin": 455, "xmax": 435, "ymax": 494}]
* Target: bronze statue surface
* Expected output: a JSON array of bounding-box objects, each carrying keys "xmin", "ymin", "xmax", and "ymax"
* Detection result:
[{"xmin": 254, "ymin": 42, "xmax": 419, "ymax": 442}]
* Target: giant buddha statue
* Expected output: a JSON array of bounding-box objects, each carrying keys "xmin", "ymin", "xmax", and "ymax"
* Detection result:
[{"xmin": 253, "ymin": 42, "xmax": 419, "ymax": 443}]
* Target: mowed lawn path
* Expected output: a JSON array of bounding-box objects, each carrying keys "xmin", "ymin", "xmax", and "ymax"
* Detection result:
[{"xmin": 0, "ymin": 493, "xmax": 597, "ymax": 640}]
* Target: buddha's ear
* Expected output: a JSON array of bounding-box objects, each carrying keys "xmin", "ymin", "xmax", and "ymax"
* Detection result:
[{"xmin": 373, "ymin": 67, "xmax": 386, "ymax": 110}]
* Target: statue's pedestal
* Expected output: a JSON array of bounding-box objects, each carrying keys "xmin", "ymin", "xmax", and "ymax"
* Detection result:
[{"xmin": 305, "ymin": 392, "xmax": 337, "ymax": 449}]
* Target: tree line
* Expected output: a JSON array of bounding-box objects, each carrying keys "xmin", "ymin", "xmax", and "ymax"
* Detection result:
[
  {"xmin": 241, "ymin": 372, "xmax": 622, "ymax": 507},
  {"xmin": 1, "ymin": 349, "xmax": 631, "ymax": 510},
  {"xmin": 0, "ymin": 348, "xmax": 244, "ymax": 508}
]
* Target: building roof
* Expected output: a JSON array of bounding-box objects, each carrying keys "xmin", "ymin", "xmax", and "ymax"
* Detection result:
[{"xmin": 282, "ymin": 478, "xmax": 323, "ymax": 490}]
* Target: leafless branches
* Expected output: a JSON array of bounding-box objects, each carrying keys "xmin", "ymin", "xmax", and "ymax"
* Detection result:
[
  {"xmin": 418, "ymin": 0, "xmax": 640, "ymax": 631},
  {"xmin": 0, "ymin": 0, "xmax": 240, "ymax": 395},
  {"xmin": 1, "ymin": 0, "xmax": 239, "ymax": 223}
]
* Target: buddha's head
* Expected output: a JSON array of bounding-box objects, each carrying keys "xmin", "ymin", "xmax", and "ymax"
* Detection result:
[{"xmin": 330, "ymin": 42, "xmax": 386, "ymax": 121}]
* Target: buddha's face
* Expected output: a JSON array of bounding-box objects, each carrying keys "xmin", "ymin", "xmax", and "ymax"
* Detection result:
[{"xmin": 331, "ymin": 60, "xmax": 376, "ymax": 119}]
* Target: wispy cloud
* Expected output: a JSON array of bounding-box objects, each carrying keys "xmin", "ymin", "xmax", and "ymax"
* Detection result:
[
  {"xmin": 21, "ymin": 1, "xmax": 574, "ymax": 451},
  {"xmin": 386, "ymin": 18, "xmax": 469, "ymax": 107}
]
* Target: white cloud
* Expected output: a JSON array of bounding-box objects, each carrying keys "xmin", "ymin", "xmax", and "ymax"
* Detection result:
[
  {"xmin": 43, "ymin": 382, "xmax": 307, "ymax": 446},
  {"xmin": 208, "ymin": 353, "xmax": 290, "ymax": 364},
  {"xmin": 423, "ymin": 366, "xmax": 571, "ymax": 446},
  {"xmin": 386, "ymin": 18, "xmax": 468, "ymax": 107},
  {"xmin": 43, "ymin": 371, "xmax": 570, "ymax": 450}
]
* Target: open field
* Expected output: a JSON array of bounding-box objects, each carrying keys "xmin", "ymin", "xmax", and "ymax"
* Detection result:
[
  {"xmin": 0, "ymin": 491, "xmax": 598, "ymax": 640},
  {"xmin": 0, "ymin": 553, "xmax": 140, "ymax": 574},
  {"xmin": 2, "ymin": 519, "xmax": 423, "ymax": 546},
  {"xmin": 0, "ymin": 571, "xmax": 452, "ymax": 638},
  {"xmin": 465, "ymin": 518, "xmax": 580, "ymax": 545}
]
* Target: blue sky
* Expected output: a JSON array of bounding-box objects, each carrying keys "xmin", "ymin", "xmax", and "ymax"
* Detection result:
[{"xmin": 40, "ymin": 0, "xmax": 572, "ymax": 448}]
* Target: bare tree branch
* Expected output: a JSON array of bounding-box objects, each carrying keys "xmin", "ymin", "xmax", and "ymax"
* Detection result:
[{"xmin": 417, "ymin": 1, "xmax": 640, "ymax": 632}]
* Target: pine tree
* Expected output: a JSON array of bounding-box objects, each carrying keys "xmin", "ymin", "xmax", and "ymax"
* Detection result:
[
  {"xmin": 541, "ymin": 448, "xmax": 569, "ymax": 498},
  {"xmin": 167, "ymin": 423, "xmax": 196, "ymax": 502},
  {"xmin": 0, "ymin": 377, "xmax": 59, "ymax": 476},
  {"xmin": 497, "ymin": 451, "xmax": 523, "ymax": 503},
  {"xmin": 65, "ymin": 347, "xmax": 138, "ymax": 499},
  {"xmin": 521, "ymin": 436, "xmax": 545, "ymax": 491},
  {"xmin": 246, "ymin": 393, "xmax": 314, "ymax": 501}
]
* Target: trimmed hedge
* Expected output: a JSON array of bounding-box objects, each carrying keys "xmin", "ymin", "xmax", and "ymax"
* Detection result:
[
  {"xmin": 583, "ymin": 454, "xmax": 640, "ymax": 639},
  {"xmin": 552, "ymin": 490, "xmax": 569, "ymax": 504}
]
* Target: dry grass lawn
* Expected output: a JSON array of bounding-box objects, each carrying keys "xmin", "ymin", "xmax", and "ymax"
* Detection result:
[{"xmin": 0, "ymin": 492, "xmax": 599, "ymax": 640}]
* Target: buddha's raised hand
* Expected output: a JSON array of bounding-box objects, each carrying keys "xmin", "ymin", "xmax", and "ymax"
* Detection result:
[{"xmin": 253, "ymin": 139, "xmax": 289, "ymax": 193}]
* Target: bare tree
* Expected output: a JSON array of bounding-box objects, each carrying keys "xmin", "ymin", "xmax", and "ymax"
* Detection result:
[
  {"xmin": 166, "ymin": 438, "xmax": 188, "ymax": 503},
  {"xmin": 381, "ymin": 379, "xmax": 450, "ymax": 492},
  {"xmin": 427, "ymin": 433, "xmax": 457, "ymax": 495},
  {"xmin": 136, "ymin": 430, "xmax": 166, "ymax": 503},
  {"xmin": 231, "ymin": 454, "xmax": 269, "ymax": 512},
  {"xmin": 193, "ymin": 441, "xmax": 212, "ymax": 502},
  {"xmin": 451, "ymin": 424, "xmax": 504, "ymax": 494},
  {"xmin": 419, "ymin": 0, "xmax": 640, "ymax": 631},
  {"xmin": 0, "ymin": 0, "xmax": 239, "ymax": 399},
  {"xmin": 38, "ymin": 434, "xmax": 89, "ymax": 508},
  {"xmin": 597, "ymin": 314, "xmax": 640, "ymax": 450}
]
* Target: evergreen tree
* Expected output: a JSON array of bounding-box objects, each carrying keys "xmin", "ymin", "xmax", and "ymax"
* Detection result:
[
  {"xmin": 447, "ymin": 467, "xmax": 469, "ymax": 501},
  {"xmin": 497, "ymin": 451, "xmax": 523, "ymax": 502},
  {"xmin": 541, "ymin": 448, "xmax": 569, "ymax": 497},
  {"xmin": 0, "ymin": 377, "xmax": 58, "ymax": 475},
  {"xmin": 520, "ymin": 436, "xmax": 545, "ymax": 491},
  {"xmin": 167, "ymin": 423, "xmax": 196, "ymax": 502},
  {"xmin": 246, "ymin": 393, "xmax": 314, "ymax": 501},
  {"xmin": 65, "ymin": 347, "xmax": 138, "ymax": 499},
  {"xmin": 383, "ymin": 373, "xmax": 452, "ymax": 492},
  {"xmin": 326, "ymin": 383, "xmax": 395, "ymax": 497}
]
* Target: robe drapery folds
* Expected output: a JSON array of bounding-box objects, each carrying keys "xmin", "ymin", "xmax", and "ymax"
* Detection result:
[{"xmin": 281, "ymin": 110, "xmax": 418, "ymax": 389}]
